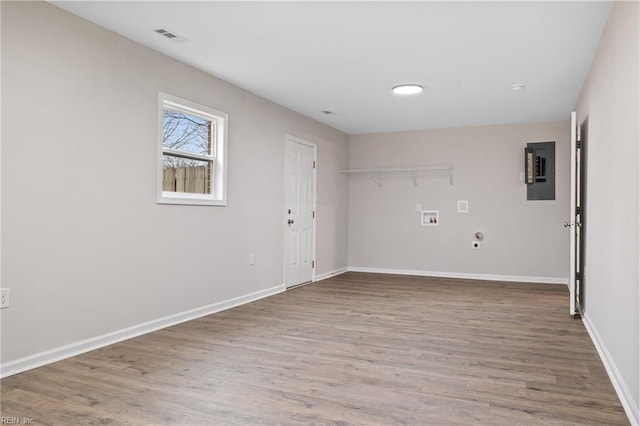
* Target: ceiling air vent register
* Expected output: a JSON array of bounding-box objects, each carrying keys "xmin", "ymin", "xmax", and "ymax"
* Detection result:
[{"xmin": 154, "ymin": 29, "xmax": 188, "ymax": 43}]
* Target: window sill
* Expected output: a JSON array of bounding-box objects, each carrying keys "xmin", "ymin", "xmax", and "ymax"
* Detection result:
[{"xmin": 158, "ymin": 192, "xmax": 227, "ymax": 206}]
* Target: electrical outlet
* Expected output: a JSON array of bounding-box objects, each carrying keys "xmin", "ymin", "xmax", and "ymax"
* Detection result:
[
  {"xmin": 1, "ymin": 288, "xmax": 11, "ymax": 308},
  {"xmin": 472, "ymin": 241, "xmax": 481, "ymax": 250},
  {"xmin": 416, "ymin": 203, "xmax": 422, "ymax": 212},
  {"xmin": 249, "ymin": 253, "xmax": 255, "ymax": 265}
]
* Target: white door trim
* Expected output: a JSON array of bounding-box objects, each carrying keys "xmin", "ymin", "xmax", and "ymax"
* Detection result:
[{"xmin": 284, "ymin": 135, "xmax": 317, "ymax": 288}]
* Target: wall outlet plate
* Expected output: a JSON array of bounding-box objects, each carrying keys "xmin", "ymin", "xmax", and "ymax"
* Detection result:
[{"xmin": 1, "ymin": 288, "xmax": 11, "ymax": 308}]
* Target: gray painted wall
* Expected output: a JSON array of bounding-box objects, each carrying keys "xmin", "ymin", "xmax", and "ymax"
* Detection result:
[
  {"xmin": 348, "ymin": 121, "xmax": 570, "ymax": 280},
  {"xmin": 575, "ymin": 1, "xmax": 639, "ymax": 420},
  {"xmin": 1, "ymin": 2, "xmax": 349, "ymax": 363}
]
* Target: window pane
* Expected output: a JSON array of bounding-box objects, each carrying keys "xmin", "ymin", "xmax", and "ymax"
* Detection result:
[
  {"xmin": 162, "ymin": 155, "xmax": 212, "ymax": 194},
  {"xmin": 163, "ymin": 108, "xmax": 212, "ymax": 156}
]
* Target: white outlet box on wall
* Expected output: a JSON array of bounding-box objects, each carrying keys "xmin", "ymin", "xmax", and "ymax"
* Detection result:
[{"xmin": 1, "ymin": 288, "xmax": 11, "ymax": 308}]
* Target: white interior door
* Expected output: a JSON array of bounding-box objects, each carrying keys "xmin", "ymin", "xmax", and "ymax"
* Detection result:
[{"xmin": 284, "ymin": 136, "xmax": 316, "ymax": 288}]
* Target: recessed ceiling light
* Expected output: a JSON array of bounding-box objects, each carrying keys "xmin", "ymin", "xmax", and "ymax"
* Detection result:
[
  {"xmin": 511, "ymin": 83, "xmax": 526, "ymax": 92},
  {"xmin": 392, "ymin": 84, "xmax": 423, "ymax": 95}
]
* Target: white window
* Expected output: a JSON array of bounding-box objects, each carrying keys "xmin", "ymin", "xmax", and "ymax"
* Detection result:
[{"xmin": 157, "ymin": 93, "xmax": 228, "ymax": 206}]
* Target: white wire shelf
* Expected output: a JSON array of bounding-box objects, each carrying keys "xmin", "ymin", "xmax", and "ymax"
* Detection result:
[{"xmin": 340, "ymin": 165, "xmax": 454, "ymax": 187}]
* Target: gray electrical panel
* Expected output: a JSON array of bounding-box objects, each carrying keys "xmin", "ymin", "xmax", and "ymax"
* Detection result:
[{"xmin": 525, "ymin": 141, "xmax": 555, "ymax": 201}]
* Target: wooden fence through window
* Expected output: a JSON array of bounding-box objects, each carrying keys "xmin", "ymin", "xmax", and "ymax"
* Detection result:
[{"xmin": 162, "ymin": 165, "xmax": 211, "ymax": 194}]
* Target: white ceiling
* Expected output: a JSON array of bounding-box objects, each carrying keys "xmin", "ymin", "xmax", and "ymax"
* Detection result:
[{"xmin": 52, "ymin": 1, "xmax": 612, "ymax": 135}]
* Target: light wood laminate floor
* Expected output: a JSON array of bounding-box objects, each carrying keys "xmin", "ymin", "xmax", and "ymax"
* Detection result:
[{"xmin": 1, "ymin": 272, "xmax": 629, "ymax": 425}]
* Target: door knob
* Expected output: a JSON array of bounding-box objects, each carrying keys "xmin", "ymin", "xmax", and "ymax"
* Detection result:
[{"xmin": 287, "ymin": 219, "xmax": 294, "ymax": 225}]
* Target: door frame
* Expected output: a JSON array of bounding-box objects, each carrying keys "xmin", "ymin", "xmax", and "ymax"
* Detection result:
[
  {"xmin": 569, "ymin": 112, "xmax": 577, "ymax": 315},
  {"xmin": 577, "ymin": 117, "xmax": 588, "ymax": 315},
  {"xmin": 569, "ymin": 112, "xmax": 586, "ymax": 316},
  {"xmin": 283, "ymin": 135, "xmax": 317, "ymax": 289}
]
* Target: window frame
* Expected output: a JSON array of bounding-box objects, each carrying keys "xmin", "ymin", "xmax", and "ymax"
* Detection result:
[{"xmin": 157, "ymin": 92, "xmax": 228, "ymax": 206}]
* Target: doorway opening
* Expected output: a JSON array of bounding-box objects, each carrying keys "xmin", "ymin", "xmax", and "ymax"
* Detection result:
[{"xmin": 568, "ymin": 112, "xmax": 587, "ymax": 316}]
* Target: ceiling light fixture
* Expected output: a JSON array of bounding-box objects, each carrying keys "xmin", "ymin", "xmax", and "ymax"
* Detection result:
[
  {"xmin": 392, "ymin": 84, "xmax": 423, "ymax": 95},
  {"xmin": 511, "ymin": 83, "xmax": 526, "ymax": 92}
]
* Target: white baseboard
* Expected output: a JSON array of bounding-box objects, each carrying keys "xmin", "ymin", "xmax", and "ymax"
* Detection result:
[
  {"xmin": 314, "ymin": 267, "xmax": 348, "ymax": 282},
  {"xmin": 0, "ymin": 284, "xmax": 285, "ymax": 379},
  {"xmin": 582, "ymin": 314, "xmax": 639, "ymax": 426},
  {"xmin": 348, "ymin": 266, "xmax": 568, "ymax": 285}
]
